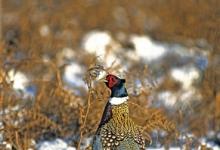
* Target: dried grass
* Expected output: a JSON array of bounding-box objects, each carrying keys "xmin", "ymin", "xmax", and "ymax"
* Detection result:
[{"xmin": 1, "ymin": 0, "xmax": 219, "ymax": 149}]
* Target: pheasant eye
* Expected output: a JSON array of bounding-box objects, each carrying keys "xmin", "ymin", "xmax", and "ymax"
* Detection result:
[{"xmin": 110, "ymin": 77, "xmax": 115, "ymax": 82}]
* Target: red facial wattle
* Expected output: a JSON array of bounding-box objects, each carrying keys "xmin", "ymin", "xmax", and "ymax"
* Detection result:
[{"xmin": 106, "ymin": 74, "xmax": 118, "ymax": 88}]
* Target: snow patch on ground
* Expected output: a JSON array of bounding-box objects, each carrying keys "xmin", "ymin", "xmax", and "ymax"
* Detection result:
[
  {"xmin": 81, "ymin": 30, "xmax": 123, "ymax": 68},
  {"xmin": 156, "ymin": 88, "xmax": 201, "ymax": 108},
  {"xmin": 157, "ymin": 91, "xmax": 177, "ymax": 107},
  {"xmin": 82, "ymin": 30, "xmax": 112, "ymax": 56},
  {"xmin": 130, "ymin": 35, "xmax": 167, "ymax": 63},
  {"xmin": 199, "ymin": 138, "xmax": 220, "ymax": 150},
  {"xmin": 0, "ymin": 105, "xmax": 20, "ymax": 115},
  {"xmin": 170, "ymin": 66, "xmax": 200, "ymax": 90},
  {"xmin": 7, "ymin": 69, "xmax": 29, "ymax": 91},
  {"xmin": 2, "ymin": 141, "xmax": 12, "ymax": 150},
  {"xmin": 63, "ymin": 62, "xmax": 86, "ymax": 88},
  {"xmin": 146, "ymin": 148, "xmax": 181, "ymax": 150},
  {"xmin": 36, "ymin": 139, "xmax": 76, "ymax": 150},
  {"xmin": 6, "ymin": 69, "xmax": 35, "ymax": 98}
]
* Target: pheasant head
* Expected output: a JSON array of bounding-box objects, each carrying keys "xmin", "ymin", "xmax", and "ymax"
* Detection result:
[{"xmin": 104, "ymin": 74, "xmax": 128, "ymax": 105}]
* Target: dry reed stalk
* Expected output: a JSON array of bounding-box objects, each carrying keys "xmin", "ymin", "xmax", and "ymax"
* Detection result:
[
  {"xmin": 77, "ymin": 64, "xmax": 107, "ymax": 149},
  {"xmin": 77, "ymin": 84, "xmax": 92, "ymax": 150}
]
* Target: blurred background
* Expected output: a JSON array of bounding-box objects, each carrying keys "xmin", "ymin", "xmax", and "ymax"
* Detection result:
[{"xmin": 0, "ymin": 0, "xmax": 220, "ymax": 149}]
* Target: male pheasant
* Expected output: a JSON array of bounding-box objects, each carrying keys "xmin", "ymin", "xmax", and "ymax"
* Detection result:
[{"xmin": 92, "ymin": 74, "xmax": 145, "ymax": 150}]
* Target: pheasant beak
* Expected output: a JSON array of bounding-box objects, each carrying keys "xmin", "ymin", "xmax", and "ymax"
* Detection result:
[{"xmin": 98, "ymin": 77, "xmax": 108, "ymax": 83}]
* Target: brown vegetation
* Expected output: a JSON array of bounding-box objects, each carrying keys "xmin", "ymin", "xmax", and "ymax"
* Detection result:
[{"xmin": 0, "ymin": 0, "xmax": 219, "ymax": 149}]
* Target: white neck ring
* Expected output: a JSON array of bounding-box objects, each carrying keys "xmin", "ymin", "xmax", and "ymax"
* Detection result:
[{"xmin": 109, "ymin": 96, "xmax": 129, "ymax": 105}]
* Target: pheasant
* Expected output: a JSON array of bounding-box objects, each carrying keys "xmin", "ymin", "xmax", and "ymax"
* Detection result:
[{"xmin": 92, "ymin": 74, "xmax": 145, "ymax": 150}]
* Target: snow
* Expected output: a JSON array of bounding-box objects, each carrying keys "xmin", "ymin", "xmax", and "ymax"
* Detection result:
[
  {"xmin": 130, "ymin": 35, "xmax": 167, "ymax": 62},
  {"xmin": 60, "ymin": 47, "xmax": 76, "ymax": 59},
  {"xmin": 39, "ymin": 25, "xmax": 50, "ymax": 37},
  {"xmin": 156, "ymin": 88, "xmax": 201, "ymax": 108},
  {"xmin": 7, "ymin": 69, "xmax": 29, "ymax": 91},
  {"xmin": 82, "ymin": 30, "xmax": 112, "ymax": 56},
  {"xmin": 146, "ymin": 147, "xmax": 181, "ymax": 150},
  {"xmin": 0, "ymin": 105, "xmax": 20, "ymax": 115},
  {"xmin": 63, "ymin": 62, "xmax": 86, "ymax": 88},
  {"xmin": 199, "ymin": 138, "xmax": 220, "ymax": 150},
  {"xmin": 81, "ymin": 30, "xmax": 123, "ymax": 68},
  {"xmin": 169, "ymin": 45, "xmax": 209, "ymax": 71},
  {"xmin": 2, "ymin": 141, "xmax": 12, "ymax": 150},
  {"xmin": 170, "ymin": 66, "xmax": 200, "ymax": 90},
  {"xmin": 36, "ymin": 139, "xmax": 76, "ymax": 150},
  {"xmin": 180, "ymin": 89, "xmax": 199, "ymax": 102},
  {"xmin": 157, "ymin": 91, "xmax": 177, "ymax": 107},
  {"xmin": 6, "ymin": 69, "xmax": 36, "ymax": 98},
  {"xmin": 56, "ymin": 47, "xmax": 85, "ymax": 92}
]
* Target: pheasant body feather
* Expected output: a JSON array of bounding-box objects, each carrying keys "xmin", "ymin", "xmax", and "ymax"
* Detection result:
[{"xmin": 93, "ymin": 102, "xmax": 145, "ymax": 150}]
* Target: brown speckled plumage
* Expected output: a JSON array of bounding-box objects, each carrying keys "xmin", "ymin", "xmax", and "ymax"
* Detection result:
[{"xmin": 93, "ymin": 102, "xmax": 145, "ymax": 150}]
